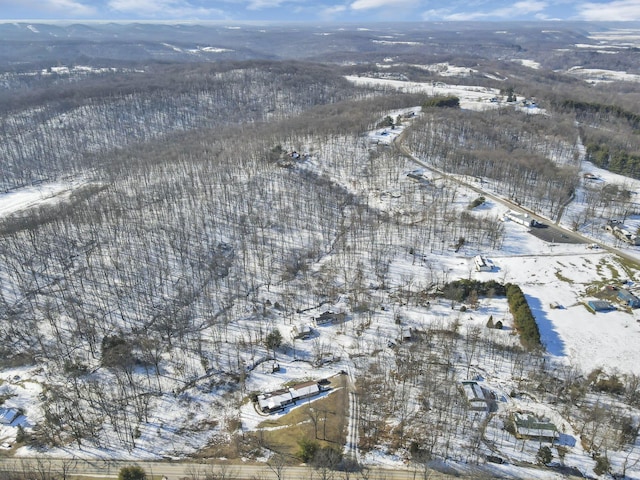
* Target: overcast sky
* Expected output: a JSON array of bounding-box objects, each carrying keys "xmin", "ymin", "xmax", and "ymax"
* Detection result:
[{"xmin": 1, "ymin": 0, "xmax": 640, "ymax": 23}]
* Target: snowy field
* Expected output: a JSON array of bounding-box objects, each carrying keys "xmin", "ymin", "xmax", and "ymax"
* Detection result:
[
  {"xmin": 566, "ymin": 66, "xmax": 640, "ymax": 84},
  {"xmin": 345, "ymin": 75, "xmax": 502, "ymax": 111},
  {"xmin": 0, "ymin": 181, "xmax": 81, "ymax": 218}
]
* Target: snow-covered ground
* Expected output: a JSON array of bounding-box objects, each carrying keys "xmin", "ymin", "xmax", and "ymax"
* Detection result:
[
  {"xmin": 345, "ymin": 75, "xmax": 503, "ymax": 111},
  {"xmin": 513, "ymin": 59, "xmax": 541, "ymax": 70},
  {"xmin": 588, "ymin": 28, "xmax": 640, "ymax": 48},
  {"xmin": 566, "ymin": 66, "xmax": 640, "ymax": 84},
  {"xmin": 3, "ymin": 75, "xmax": 640, "ymax": 478},
  {"xmin": 0, "ymin": 180, "xmax": 82, "ymax": 218}
]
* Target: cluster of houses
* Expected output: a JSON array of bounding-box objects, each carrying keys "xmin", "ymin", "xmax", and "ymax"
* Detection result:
[
  {"xmin": 588, "ymin": 286, "xmax": 640, "ymax": 312},
  {"xmin": 460, "ymin": 382, "xmax": 560, "ymax": 443},
  {"xmin": 605, "ymin": 221, "xmax": 640, "ymax": 246},
  {"xmin": 256, "ymin": 380, "xmax": 330, "ymax": 414}
]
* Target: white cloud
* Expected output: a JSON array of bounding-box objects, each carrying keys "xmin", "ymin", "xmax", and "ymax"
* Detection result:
[
  {"xmin": 439, "ymin": 0, "xmax": 548, "ymax": 20},
  {"xmin": 350, "ymin": 0, "xmax": 417, "ymax": 11},
  {"xmin": 108, "ymin": 0, "xmax": 224, "ymax": 18},
  {"xmin": 577, "ymin": 0, "xmax": 640, "ymax": 21},
  {"xmin": 247, "ymin": 0, "xmax": 285, "ymax": 9},
  {"xmin": 52, "ymin": 0, "xmax": 96, "ymax": 15},
  {"xmin": 322, "ymin": 4, "xmax": 347, "ymax": 15},
  {"xmin": 421, "ymin": 7, "xmax": 452, "ymax": 20},
  {"xmin": 3, "ymin": 0, "xmax": 97, "ymax": 16}
]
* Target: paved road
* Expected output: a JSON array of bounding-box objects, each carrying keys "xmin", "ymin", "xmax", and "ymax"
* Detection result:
[
  {"xmin": 0, "ymin": 457, "xmax": 472, "ymax": 479},
  {"xmin": 395, "ymin": 134, "xmax": 640, "ymax": 267}
]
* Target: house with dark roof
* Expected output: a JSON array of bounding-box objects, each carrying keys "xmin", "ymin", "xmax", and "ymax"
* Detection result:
[
  {"xmin": 315, "ymin": 311, "xmax": 345, "ymax": 326},
  {"xmin": 513, "ymin": 411, "xmax": 559, "ymax": 442}
]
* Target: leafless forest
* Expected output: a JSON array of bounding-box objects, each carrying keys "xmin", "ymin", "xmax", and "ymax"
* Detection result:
[{"xmin": 3, "ymin": 21, "xmax": 640, "ymax": 479}]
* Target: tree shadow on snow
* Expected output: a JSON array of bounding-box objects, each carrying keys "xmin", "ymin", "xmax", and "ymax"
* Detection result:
[{"xmin": 525, "ymin": 294, "xmax": 566, "ymax": 357}]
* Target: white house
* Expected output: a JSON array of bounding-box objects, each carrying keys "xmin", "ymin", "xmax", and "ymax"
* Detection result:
[
  {"xmin": 257, "ymin": 380, "xmax": 328, "ymax": 414},
  {"xmin": 474, "ymin": 255, "xmax": 492, "ymax": 272},
  {"xmin": 257, "ymin": 389, "xmax": 294, "ymax": 413},
  {"xmin": 290, "ymin": 381, "xmax": 321, "ymax": 401},
  {"xmin": 505, "ymin": 211, "xmax": 538, "ymax": 228}
]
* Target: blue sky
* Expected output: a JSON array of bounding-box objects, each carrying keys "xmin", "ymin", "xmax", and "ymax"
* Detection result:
[{"xmin": 1, "ymin": 0, "xmax": 640, "ymax": 22}]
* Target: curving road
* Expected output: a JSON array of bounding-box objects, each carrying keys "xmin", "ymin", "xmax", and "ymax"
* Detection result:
[{"xmin": 394, "ymin": 133, "xmax": 640, "ymax": 267}]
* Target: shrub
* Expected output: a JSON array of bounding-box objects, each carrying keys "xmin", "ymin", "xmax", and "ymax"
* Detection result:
[
  {"xmin": 422, "ymin": 96, "xmax": 460, "ymax": 108},
  {"xmin": 468, "ymin": 196, "xmax": 486, "ymax": 209},
  {"xmin": 298, "ymin": 438, "xmax": 319, "ymax": 462},
  {"xmin": 536, "ymin": 445, "xmax": 553, "ymax": 465},
  {"xmin": 265, "ymin": 329, "xmax": 283, "ymax": 351},
  {"xmin": 101, "ymin": 334, "xmax": 135, "ymax": 369},
  {"xmin": 593, "ymin": 454, "xmax": 610, "ymax": 476},
  {"xmin": 595, "ymin": 374, "xmax": 625, "ymax": 395},
  {"xmin": 16, "ymin": 425, "xmax": 28, "ymax": 444},
  {"xmin": 118, "ymin": 466, "xmax": 146, "ymax": 480},
  {"xmin": 441, "ymin": 280, "xmax": 506, "ymax": 300}
]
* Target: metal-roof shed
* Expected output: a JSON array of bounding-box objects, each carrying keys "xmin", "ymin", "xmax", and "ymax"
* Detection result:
[{"xmin": 588, "ymin": 300, "xmax": 614, "ymax": 312}]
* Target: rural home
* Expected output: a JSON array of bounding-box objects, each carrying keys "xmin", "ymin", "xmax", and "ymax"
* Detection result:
[
  {"xmin": 290, "ymin": 380, "xmax": 321, "ymax": 401},
  {"xmin": 315, "ymin": 311, "xmax": 346, "ymax": 326},
  {"xmin": 257, "ymin": 388, "xmax": 294, "ymax": 413},
  {"xmin": 513, "ymin": 411, "xmax": 559, "ymax": 442},
  {"xmin": 605, "ymin": 222, "xmax": 640, "ymax": 246},
  {"xmin": 257, "ymin": 380, "xmax": 329, "ymax": 414},
  {"xmin": 293, "ymin": 324, "xmax": 313, "ymax": 340},
  {"xmin": 505, "ymin": 211, "xmax": 540, "ymax": 228},
  {"xmin": 460, "ymin": 380, "xmax": 491, "ymax": 412}
]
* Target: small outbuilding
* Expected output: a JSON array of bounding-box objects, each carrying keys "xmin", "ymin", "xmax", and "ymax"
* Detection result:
[
  {"xmin": 400, "ymin": 326, "xmax": 412, "ymax": 342},
  {"xmin": 588, "ymin": 300, "xmax": 614, "ymax": 312},
  {"xmin": 0, "ymin": 408, "xmax": 20, "ymax": 426}
]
